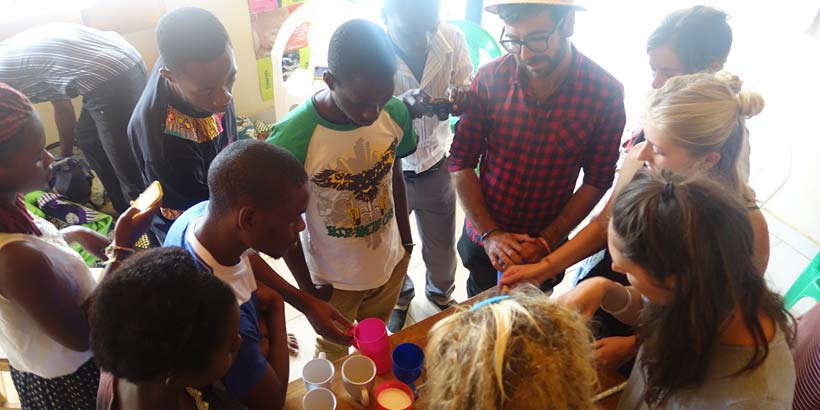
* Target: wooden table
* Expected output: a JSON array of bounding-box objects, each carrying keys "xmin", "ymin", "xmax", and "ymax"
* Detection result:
[{"xmin": 284, "ymin": 291, "xmax": 626, "ymax": 409}]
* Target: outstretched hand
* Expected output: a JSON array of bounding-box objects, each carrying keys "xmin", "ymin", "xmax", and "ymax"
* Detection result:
[{"xmin": 305, "ymin": 297, "xmax": 354, "ymax": 346}]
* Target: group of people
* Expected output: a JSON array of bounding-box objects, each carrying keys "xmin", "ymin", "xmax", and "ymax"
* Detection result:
[{"xmin": 0, "ymin": 0, "xmax": 818, "ymax": 409}]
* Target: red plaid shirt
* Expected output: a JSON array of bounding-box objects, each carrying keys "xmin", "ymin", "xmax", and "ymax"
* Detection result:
[{"xmin": 449, "ymin": 47, "xmax": 626, "ymax": 244}]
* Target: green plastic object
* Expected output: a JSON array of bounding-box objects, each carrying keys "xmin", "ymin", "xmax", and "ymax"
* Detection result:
[
  {"xmin": 446, "ymin": 20, "xmax": 503, "ymax": 134},
  {"xmin": 784, "ymin": 251, "xmax": 820, "ymax": 310}
]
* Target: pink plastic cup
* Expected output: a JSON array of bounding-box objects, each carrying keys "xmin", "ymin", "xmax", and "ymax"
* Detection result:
[{"xmin": 353, "ymin": 318, "xmax": 392, "ymax": 375}]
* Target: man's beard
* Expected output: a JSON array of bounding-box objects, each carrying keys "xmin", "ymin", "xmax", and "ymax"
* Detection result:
[{"xmin": 519, "ymin": 42, "xmax": 567, "ymax": 79}]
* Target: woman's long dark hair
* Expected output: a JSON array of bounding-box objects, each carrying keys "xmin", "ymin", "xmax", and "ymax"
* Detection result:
[{"xmin": 611, "ymin": 170, "xmax": 793, "ymax": 406}]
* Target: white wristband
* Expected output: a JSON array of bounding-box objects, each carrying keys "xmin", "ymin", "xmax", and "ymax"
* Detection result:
[{"xmin": 601, "ymin": 285, "xmax": 632, "ymax": 316}]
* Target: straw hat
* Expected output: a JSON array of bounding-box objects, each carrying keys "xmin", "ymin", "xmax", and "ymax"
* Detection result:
[{"xmin": 484, "ymin": 0, "xmax": 585, "ymax": 14}]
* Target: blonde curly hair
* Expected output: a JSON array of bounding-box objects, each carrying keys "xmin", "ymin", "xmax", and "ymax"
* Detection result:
[{"xmin": 422, "ymin": 285, "xmax": 598, "ymax": 410}]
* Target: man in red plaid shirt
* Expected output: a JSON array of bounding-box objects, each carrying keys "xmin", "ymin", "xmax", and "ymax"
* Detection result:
[{"xmin": 449, "ymin": 0, "xmax": 626, "ymax": 297}]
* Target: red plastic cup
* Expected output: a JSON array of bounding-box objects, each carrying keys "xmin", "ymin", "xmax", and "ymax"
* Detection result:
[
  {"xmin": 353, "ymin": 318, "xmax": 392, "ymax": 375},
  {"xmin": 375, "ymin": 380, "xmax": 414, "ymax": 410}
]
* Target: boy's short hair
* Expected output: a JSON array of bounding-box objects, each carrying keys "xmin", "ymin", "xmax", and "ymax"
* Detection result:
[
  {"xmin": 156, "ymin": 7, "xmax": 232, "ymax": 71},
  {"xmin": 207, "ymin": 139, "xmax": 308, "ymax": 216},
  {"xmin": 90, "ymin": 247, "xmax": 236, "ymax": 382},
  {"xmin": 328, "ymin": 19, "xmax": 396, "ymax": 84}
]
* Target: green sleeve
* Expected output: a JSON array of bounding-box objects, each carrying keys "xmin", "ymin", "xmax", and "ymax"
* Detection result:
[
  {"xmin": 384, "ymin": 97, "xmax": 417, "ymax": 158},
  {"xmin": 265, "ymin": 102, "xmax": 317, "ymax": 165}
]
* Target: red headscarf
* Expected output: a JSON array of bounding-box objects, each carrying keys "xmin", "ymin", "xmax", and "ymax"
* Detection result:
[{"xmin": 0, "ymin": 82, "xmax": 41, "ymax": 236}]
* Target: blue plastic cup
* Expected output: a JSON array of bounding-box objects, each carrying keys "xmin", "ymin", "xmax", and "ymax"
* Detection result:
[{"xmin": 392, "ymin": 342, "xmax": 424, "ymax": 395}]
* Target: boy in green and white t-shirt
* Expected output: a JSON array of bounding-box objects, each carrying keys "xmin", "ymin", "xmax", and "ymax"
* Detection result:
[{"xmin": 268, "ymin": 20, "xmax": 416, "ymax": 360}]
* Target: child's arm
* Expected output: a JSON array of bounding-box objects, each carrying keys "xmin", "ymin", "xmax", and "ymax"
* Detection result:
[
  {"xmin": 262, "ymin": 289, "xmax": 289, "ymax": 380},
  {"xmin": 240, "ymin": 318, "xmax": 289, "ymax": 410},
  {"xmin": 249, "ymin": 253, "xmax": 353, "ymax": 345},
  {"xmin": 281, "ymin": 240, "xmax": 319, "ymax": 296},
  {"xmin": 391, "ymin": 158, "xmax": 413, "ymax": 252},
  {"xmin": 224, "ymin": 296, "xmax": 289, "ymax": 410},
  {"xmin": 241, "ymin": 368, "xmax": 287, "ymax": 410}
]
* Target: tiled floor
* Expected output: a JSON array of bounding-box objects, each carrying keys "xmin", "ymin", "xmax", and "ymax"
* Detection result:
[{"xmin": 277, "ymin": 206, "xmax": 820, "ymax": 382}]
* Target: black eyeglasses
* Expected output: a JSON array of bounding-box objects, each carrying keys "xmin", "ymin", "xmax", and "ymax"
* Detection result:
[{"xmin": 499, "ymin": 18, "xmax": 564, "ymax": 54}]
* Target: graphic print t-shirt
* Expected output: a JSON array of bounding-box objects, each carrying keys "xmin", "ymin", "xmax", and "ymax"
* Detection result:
[{"xmin": 268, "ymin": 97, "xmax": 416, "ymax": 291}]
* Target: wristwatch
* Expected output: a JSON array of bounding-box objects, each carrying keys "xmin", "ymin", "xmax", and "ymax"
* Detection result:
[{"xmin": 403, "ymin": 243, "xmax": 416, "ymax": 254}]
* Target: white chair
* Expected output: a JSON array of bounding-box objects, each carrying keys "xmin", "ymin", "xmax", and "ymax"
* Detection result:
[{"xmin": 270, "ymin": 0, "xmax": 382, "ymax": 120}]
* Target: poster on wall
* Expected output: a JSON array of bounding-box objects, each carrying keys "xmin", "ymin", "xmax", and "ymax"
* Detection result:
[{"xmin": 247, "ymin": 0, "xmax": 307, "ymax": 101}]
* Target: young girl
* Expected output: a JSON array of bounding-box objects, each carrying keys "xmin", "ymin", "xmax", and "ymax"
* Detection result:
[
  {"xmin": 423, "ymin": 284, "xmax": 598, "ymax": 410},
  {"xmin": 91, "ymin": 247, "xmax": 242, "ymax": 410},
  {"xmin": 563, "ymin": 172, "xmax": 795, "ymax": 409},
  {"xmin": 501, "ymin": 73, "xmax": 769, "ymax": 368},
  {"xmin": 0, "ymin": 83, "xmax": 155, "ymax": 408}
]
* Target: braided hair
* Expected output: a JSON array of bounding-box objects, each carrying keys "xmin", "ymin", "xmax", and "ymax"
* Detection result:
[{"xmin": 0, "ymin": 83, "xmax": 41, "ymax": 236}]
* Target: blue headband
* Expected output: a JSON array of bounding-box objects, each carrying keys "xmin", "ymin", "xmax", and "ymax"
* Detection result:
[{"xmin": 470, "ymin": 295, "xmax": 511, "ymax": 311}]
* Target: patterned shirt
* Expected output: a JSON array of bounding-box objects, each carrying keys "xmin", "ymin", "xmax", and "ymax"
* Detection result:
[
  {"xmin": 0, "ymin": 23, "xmax": 143, "ymax": 103},
  {"xmin": 268, "ymin": 97, "xmax": 416, "ymax": 291},
  {"xmin": 392, "ymin": 23, "xmax": 473, "ymax": 173},
  {"xmin": 448, "ymin": 47, "xmax": 626, "ymax": 243}
]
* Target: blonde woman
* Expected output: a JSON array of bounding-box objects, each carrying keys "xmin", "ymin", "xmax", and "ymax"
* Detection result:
[
  {"xmin": 423, "ymin": 285, "xmax": 597, "ymax": 410},
  {"xmin": 501, "ymin": 73, "xmax": 769, "ymax": 369}
]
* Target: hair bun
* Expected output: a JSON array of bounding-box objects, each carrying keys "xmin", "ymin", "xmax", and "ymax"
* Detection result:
[
  {"xmin": 714, "ymin": 71, "xmax": 743, "ymax": 93},
  {"xmin": 713, "ymin": 71, "xmax": 764, "ymax": 118},
  {"xmin": 737, "ymin": 90, "xmax": 765, "ymax": 118}
]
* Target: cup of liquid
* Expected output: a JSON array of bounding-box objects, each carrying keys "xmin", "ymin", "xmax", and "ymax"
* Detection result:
[{"xmin": 375, "ymin": 380, "xmax": 414, "ymax": 410}]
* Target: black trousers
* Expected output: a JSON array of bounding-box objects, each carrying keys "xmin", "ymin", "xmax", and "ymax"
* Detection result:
[
  {"xmin": 75, "ymin": 63, "xmax": 148, "ymax": 213},
  {"xmin": 457, "ymin": 225, "xmax": 564, "ymax": 297}
]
